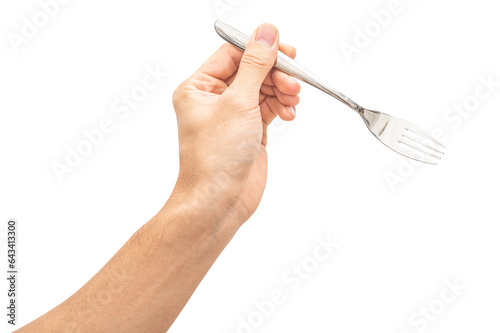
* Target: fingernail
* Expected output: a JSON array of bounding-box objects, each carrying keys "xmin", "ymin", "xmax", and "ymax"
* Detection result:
[
  {"xmin": 255, "ymin": 24, "xmax": 278, "ymax": 47},
  {"xmin": 287, "ymin": 106, "xmax": 296, "ymax": 117}
]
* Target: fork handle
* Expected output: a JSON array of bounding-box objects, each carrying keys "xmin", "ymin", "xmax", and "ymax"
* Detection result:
[{"xmin": 214, "ymin": 20, "xmax": 362, "ymax": 113}]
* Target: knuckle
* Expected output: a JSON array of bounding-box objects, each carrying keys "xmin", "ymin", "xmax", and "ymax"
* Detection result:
[
  {"xmin": 172, "ymin": 84, "xmax": 188, "ymax": 108},
  {"xmin": 240, "ymin": 52, "xmax": 270, "ymax": 71}
]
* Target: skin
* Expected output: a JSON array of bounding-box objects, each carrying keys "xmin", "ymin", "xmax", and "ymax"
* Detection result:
[{"xmin": 16, "ymin": 23, "xmax": 300, "ymax": 333}]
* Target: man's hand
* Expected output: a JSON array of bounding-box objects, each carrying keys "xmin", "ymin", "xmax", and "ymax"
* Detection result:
[
  {"xmin": 171, "ymin": 23, "xmax": 301, "ymax": 227},
  {"xmin": 16, "ymin": 23, "xmax": 300, "ymax": 333}
]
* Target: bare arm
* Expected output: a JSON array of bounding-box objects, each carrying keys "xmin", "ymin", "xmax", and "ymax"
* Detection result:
[
  {"xmin": 17, "ymin": 197, "xmax": 240, "ymax": 332},
  {"xmin": 16, "ymin": 23, "xmax": 300, "ymax": 333}
]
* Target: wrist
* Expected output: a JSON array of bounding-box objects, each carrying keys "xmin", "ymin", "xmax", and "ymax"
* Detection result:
[{"xmin": 160, "ymin": 180, "xmax": 244, "ymax": 237}]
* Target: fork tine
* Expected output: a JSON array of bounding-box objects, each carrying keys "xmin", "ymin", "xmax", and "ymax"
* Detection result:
[
  {"xmin": 398, "ymin": 136, "xmax": 443, "ymax": 160},
  {"xmin": 360, "ymin": 109, "xmax": 446, "ymax": 164},
  {"xmin": 396, "ymin": 140, "xmax": 441, "ymax": 165},
  {"xmin": 402, "ymin": 122, "xmax": 446, "ymax": 149},
  {"xmin": 401, "ymin": 131, "xmax": 445, "ymax": 157}
]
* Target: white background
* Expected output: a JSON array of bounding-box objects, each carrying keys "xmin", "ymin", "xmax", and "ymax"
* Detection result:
[{"xmin": 1, "ymin": 0, "xmax": 499, "ymax": 332}]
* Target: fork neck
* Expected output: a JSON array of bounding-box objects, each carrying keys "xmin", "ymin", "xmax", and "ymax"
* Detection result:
[
  {"xmin": 294, "ymin": 73, "xmax": 363, "ymax": 114},
  {"xmin": 271, "ymin": 51, "xmax": 363, "ymax": 114},
  {"xmin": 318, "ymin": 83, "xmax": 363, "ymax": 113}
]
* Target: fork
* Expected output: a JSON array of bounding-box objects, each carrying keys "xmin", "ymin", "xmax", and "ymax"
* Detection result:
[{"xmin": 214, "ymin": 20, "xmax": 446, "ymax": 165}]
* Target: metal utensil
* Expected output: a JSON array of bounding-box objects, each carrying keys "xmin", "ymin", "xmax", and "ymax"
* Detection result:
[{"xmin": 214, "ymin": 20, "xmax": 445, "ymax": 164}]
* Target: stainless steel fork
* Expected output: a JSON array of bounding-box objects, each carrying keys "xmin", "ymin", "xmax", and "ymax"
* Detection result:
[{"xmin": 214, "ymin": 20, "xmax": 446, "ymax": 164}]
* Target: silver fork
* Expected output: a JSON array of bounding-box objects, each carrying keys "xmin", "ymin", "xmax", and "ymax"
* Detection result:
[{"xmin": 214, "ymin": 20, "xmax": 446, "ymax": 165}]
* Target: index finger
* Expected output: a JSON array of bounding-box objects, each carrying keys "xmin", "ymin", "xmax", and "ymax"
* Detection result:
[{"xmin": 196, "ymin": 44, "xmax": 244, "ymax": 81}]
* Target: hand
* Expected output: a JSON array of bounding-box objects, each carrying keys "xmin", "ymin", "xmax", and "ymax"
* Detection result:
[
  {"xmin": 15, "ymin": 23, "xmax": 302, "ymax": 333},
  {"xmin": 170, "ymin": 23, "xmax": 301, "ymax": 228}
]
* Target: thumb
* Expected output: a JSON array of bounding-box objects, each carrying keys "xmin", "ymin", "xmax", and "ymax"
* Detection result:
[{"xmin": 231, "ymin": 23, "xmax": 279, "ymax": 99}]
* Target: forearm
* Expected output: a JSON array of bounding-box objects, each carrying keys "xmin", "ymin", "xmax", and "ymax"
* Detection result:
[
  {"xmin": 17, "ymin": 194, "xmax": 240, "ymax": 333},
  {"xmin": 16, "ymin": 22, "xmax": 287, "ymax": 333}
]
